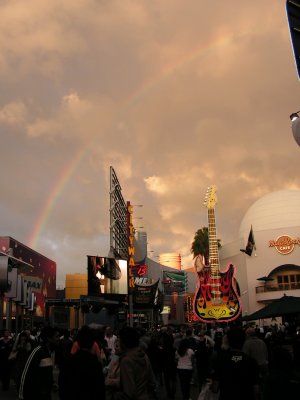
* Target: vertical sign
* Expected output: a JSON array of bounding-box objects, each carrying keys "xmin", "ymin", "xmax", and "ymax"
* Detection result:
[
  {"xmin": 127, "ymin": 201, "xmax": 134, "ymax": 326},
  {"xmin": 127, "ymin": 201, "xmax": 135, "ymax": 289},
  {"xmin": 109, "ymin": 166, "xmax": 128, "ymax": 260}
]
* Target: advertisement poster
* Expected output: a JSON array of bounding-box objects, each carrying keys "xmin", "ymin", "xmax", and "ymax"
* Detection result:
[
  {"xmin": 87, "ymin": 256, "xmax": 128, "ymax": 296},
  {"xmin": 162, "ymin": 271, "xmax": 187, "ymax": 295}
]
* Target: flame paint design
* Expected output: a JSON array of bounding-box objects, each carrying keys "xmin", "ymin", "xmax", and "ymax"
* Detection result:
[{"xmin": 193, "ymin": 263, "xmax": 242, "ymax": 323}]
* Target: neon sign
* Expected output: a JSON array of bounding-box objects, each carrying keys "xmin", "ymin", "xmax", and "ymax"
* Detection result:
[
  {"xmin": 127, "ymin": 202, "xmax": 147, "ymax": 289},
  {"xmin": 269, "ymin": 235, "xmax": 300, "ymax": 255}
]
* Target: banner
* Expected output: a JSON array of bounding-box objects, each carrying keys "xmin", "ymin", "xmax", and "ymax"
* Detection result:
[
  {"xmin": 133, "ymin": 280, "xmax": 159, "ymax": 307},
  {"xmin": 240, "ymin": 225, "xmax": 256, "ymax": 256}
]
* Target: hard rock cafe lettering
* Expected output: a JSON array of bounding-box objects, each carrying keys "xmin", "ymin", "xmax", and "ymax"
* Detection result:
[{"xmin": 269, "ymin": 235, "xmax": 300, "ymax": 255}]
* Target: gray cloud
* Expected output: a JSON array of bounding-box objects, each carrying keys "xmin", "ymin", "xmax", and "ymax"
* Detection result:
[{"xmin": 0, "ymin": 1, "xmax": 299, "ymax": 285}]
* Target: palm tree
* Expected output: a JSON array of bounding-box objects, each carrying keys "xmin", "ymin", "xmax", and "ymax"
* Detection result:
[{"xmin": 191, "ymin": 227, "xmax": 221, "ymax": 265}]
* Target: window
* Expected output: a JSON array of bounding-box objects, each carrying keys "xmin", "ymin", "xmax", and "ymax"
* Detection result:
[{"xmin": 276, "ymin": 273, "xmax": 300, "ymax": 289}]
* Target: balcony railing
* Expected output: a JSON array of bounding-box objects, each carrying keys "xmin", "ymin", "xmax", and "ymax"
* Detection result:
[{"xmin": 256, "ymin": 283, "xmax": 300, "ymax": 293}]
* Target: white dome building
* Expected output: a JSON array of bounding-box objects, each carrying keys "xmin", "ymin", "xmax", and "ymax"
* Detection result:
[
  {"xmin": 220, "ymin": 190, "xmax": 300, "ymax": 318},
  {"xmin": 239, "ymin": 190, "xmax": 300, "ymax": 237}
]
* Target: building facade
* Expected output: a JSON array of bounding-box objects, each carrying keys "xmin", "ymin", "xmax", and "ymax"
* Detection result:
[
  {"xmin": 219, "ymin": 190, "xmax": 300, "ymax": 318},
  {"xmin": 0, "ymin": 236, "xmax": 56, "ymax": 331}
]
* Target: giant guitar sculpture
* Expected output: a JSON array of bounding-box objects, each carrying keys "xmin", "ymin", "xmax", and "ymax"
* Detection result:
[{"xmin": 193, "ymin": 185, "xmax": 242, "ymax": 323}]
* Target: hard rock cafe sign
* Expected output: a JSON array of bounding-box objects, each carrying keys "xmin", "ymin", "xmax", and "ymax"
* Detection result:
[{"xmin": 269, "ymin": 235, "xmax": 300, "ymax": 255}]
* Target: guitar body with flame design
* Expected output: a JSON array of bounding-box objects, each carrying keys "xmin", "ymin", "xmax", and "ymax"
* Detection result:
[
  {"xmin": 193, "ymin": 186, "xmax": 242, "ymax": 323},
  {"xmin": 193, "ymin": 261, "xmax": 241, "ymax": 322}
]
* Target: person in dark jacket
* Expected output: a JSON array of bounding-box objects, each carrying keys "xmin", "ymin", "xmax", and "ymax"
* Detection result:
[
  {"xmin": 115, "ymin": 326, "xmax": 157, "ymax": 400},
  {"xmin": 211, "ymin": 327, "xmax": 260, "ymax": 400},
  {"xmin": 13, "ymin": 331, "xmax": 34, "ymax": 391},
  {"xmin": 18, "ymin": 326, "xmax": 60, "ymax": 400},
  {"xmin": 59, "ymin": 325, "xmax": 106, "ymax": 400},
  {"xmin": 161, "ymin": 326, "xmax": 177, "ymax": 399}
]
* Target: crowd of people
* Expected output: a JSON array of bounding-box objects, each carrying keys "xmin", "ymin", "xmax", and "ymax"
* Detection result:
[{"xmin": 0, "ymin": 321, "xmax": 300, "ymax": 400}]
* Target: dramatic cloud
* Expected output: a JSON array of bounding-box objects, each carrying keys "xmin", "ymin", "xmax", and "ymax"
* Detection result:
[{"xmin": 0, "ymin": 0, "xmax": 299, "ymax": 285}]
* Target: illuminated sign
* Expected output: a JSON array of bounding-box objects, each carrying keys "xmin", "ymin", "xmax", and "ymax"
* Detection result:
[
  {"xmin": 185, "ymin": 295, "xmax": 193, "ymax": 323},
  {"xmin": 127, "ymin": 202, "xmax": 135, "ymax": 288},
  {"xmin": 269, "ymin": 235, "xmax": 300, "ymax": 255},
  {"xmin": 127, "ymin": 202, "xmax": 148, "ymax": 289},
  {"xmin": 134, "ymin": 277, "xmax": 154, "ymax": 285},
  {"xmin": 23, "ymin": 276, "xmax": 43, "ymax": 293}
]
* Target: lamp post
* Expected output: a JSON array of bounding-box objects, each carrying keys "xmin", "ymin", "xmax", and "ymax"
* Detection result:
[
  {"xmin": 290, "ymin": 111, "xmax": 300, "ymax": 146},
  {"xmin": 133, "ymin": 226, "xmax": 144, "ymax": 234}
]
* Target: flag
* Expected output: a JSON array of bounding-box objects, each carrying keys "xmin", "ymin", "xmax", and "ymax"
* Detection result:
[{"xmin": 240, "ymin": 226, "xmax": 256, "ymax": 256}]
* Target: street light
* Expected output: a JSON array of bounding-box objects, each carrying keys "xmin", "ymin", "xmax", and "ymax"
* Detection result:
[
  {"xmin": 133, "ymin": 226, "xmax": 144, "ymax": 233},
  {"xmin": 290, "ymin": 110, "xmax": 300, "ymax": 146}
]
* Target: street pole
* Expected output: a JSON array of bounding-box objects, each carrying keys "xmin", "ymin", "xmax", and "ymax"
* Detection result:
[{"xmin": 0, "ymin": 293, "xmax": 3, "ymax": 330}]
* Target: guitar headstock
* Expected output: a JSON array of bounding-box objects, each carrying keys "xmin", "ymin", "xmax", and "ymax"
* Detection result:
[{"xmin": 204, "ymin": 185, "xmax": 217, "ymax": 209}]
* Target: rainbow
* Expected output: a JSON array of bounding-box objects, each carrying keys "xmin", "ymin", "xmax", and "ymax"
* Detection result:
[
  {"xmin": 28, "ymin": 31, "xmax": 247, "ymax": 248},
  {"xmin": 28, "ymin": 145, "xmax": 88, "ymax": 248}
]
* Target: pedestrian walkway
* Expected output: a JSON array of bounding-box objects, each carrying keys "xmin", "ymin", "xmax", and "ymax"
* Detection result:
[
  {"xmin": 1, "ymin": 383, "xmax": 60, "ymax": 400},
  {"xmin": 1, "ymin": 377, "xmax": 200, "ymax": 400},
  {"xmin": 1, "ymin": 384, "xmax": 18, "ymax": 400}
]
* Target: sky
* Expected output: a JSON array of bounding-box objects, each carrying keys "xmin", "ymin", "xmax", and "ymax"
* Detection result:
[{"xmin": 1, "ymin": 0, "xmax": 300, "ymax": 287}]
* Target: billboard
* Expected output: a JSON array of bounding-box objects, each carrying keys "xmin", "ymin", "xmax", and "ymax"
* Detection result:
[
  {"xmin": 87, "ymin": 256, "xmax": 128, "ymax": 296},
  {"xmin": 162, "ymin": 271, "xmax": 187, "ymax": 295},
  {"xmin": 110, "ymin": 167, "xmax": 128, "ymax": 260}
]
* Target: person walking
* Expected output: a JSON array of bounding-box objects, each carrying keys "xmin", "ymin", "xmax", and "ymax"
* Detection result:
[
  {"xmin": 59, "ymin": 325, "xmax": 106, "ymax": 400},
  {"xmin": 104, "ymin": 326, "xmax": 118, "ymax": 362},
  {"xmin": 176, "ymin": 337, "xmax": 194, "ymax": 400},
  {"xmin": 211, "ymin": 327, "xmax": 260, "ymax": 400},
  {"xmin": 13, "ymin": 331, "xmax": 34, "ymax": 391},
  {"xmin": 194, "ymin": 329, "xmax": 214, "ymax": 393},
  {"xmin": 161, "ymin": 326, "xmax": 177, "ymax": 399},
  {"xmin": 115, "ymin": 326, "xmax": 158, "ymax": 400},
  {"xmin": 242, "ymin": 326, "xmax": 268, "ymax": 379},
  {"xmin": 18, "ymin": 326, "xmax": 60, "ymax": 400},
  {"xmin": 105, "ymin": 337, "xmax": 121, "ymax": 400}
]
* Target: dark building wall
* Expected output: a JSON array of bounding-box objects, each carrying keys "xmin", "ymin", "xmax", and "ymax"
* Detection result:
[{"xmin": 0, "ymin": 236, "xmax": 56, "ymax": 317}]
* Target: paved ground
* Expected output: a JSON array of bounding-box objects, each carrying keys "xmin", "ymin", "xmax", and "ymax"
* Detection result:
[
  {"xmin": 1, "ymin": 374, "xmax": 200, "ymax": 400},
  {"xmin": 1, "ymin": 381, "xmax": 60, "ymax": 400}
]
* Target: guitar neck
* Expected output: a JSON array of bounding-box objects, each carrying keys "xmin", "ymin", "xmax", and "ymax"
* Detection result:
[{"xmin": 208, "ymin": 208, "xmax": 220, "ymax": 276}]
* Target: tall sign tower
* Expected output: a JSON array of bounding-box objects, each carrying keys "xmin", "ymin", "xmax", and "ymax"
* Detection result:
[{"xmin": 109, "ymin": 167, "xmax": 128, "ymax": 260}]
